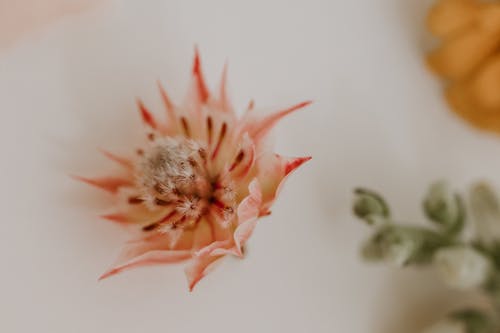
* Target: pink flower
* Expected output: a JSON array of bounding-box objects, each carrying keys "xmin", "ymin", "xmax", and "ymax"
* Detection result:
[{"xmin": 76, "ymin": 50, "xmax": 311, "ymax": 291}]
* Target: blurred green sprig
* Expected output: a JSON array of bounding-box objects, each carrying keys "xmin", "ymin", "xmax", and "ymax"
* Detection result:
[{"xmin": 353, "ymin": 181, "xmax": 500, "ymax": 333}]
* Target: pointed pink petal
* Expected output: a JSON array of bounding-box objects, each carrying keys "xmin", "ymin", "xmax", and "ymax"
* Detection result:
[
  {"xmin": 99, "ymin": 213, "xmax": 130, "ymax": 225},
  {"xmin": 157, "ymin": 80, "xmax": 177, "ymax": 124},
  {"xmin": 99, "ymin": 250, "xmax": 191, "ymax": 280},
  {"xmin": 245, "ymin": 100, "xmax": 312, "ymax": 142},
  {"xmin": 137, "ymin": 98, "xmax": 158, "ymax": 129},
  {"xmin": 185, "ymin": 253, "xmax": 224, "ymax": 291},
  {"xmin": 99, "ymin": 149, "xmax": 134, "ymax": 170},
  {"xmin": 237, "ymin": 179, "xmax": 262, "ymax": 225},
  {"xmin": 232, "ymin": 179, "xmax": 262, "ymax": 256},
  {"xmin": 195, "ymin": 240, "xmax": 233, "ymax": 257},
  {"xmin": 192, "ymin": 47, "xmax": 210, "ymax": 103},
  {"xmin": 72, "ymin": 175, "xmax": 132, "ymax": 194},
  {"xmin": 259, "ymin": 155, "xmax": 311, "ymax": 212},
  {"xmin": 218, "ymin": 61, "xmax": 232, "ymax": 113},
  {"xmin": 284, "ymin": 156, "xmax": 312, "ymax": 176}
]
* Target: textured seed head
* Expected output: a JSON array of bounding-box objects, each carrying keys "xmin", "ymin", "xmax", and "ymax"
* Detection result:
[{"xmin": 138, "ymin": 138, "xmax": 205, "ymax": 204}]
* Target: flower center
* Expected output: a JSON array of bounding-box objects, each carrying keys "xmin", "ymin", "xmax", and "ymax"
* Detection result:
[{"xmin": 137, "ymin": 137, "xmax": 236, "ymax": 232}]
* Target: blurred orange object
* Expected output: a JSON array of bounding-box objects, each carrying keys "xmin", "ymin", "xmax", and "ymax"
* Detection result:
[
  {"xmin": 427, "ymin": 0, "xmax": 500, "ymax": 133},
  {"xmin": 0, "ymin": 0, "xmax": 102, "ymax": 50}
]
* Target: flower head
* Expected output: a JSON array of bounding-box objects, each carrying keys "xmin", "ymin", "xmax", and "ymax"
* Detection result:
[{"xmin": 76, "ymin": 50, "xmax": 311, "ymax": 290}]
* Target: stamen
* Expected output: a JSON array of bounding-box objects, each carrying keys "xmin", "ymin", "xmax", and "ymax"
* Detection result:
[
  {"xmin": 154, "ymin": 183, "xmax": 168, "ymax": 195},
  {"xmin": 206, "ymin": 116, "xmax": 213, "ymax": 144},
  {"xmin": 236, "ymin": 147, "xmax": 255, "ymax": 178},
  {"xmin": 147, "ymin": 133, "xmax": 156, "ymax": 141},
  {"xmin": 128, "ymin": 197, "xmax": 144, "ymax": 205},
  {"xmin": 198, "ymin": 148, "xmax": 207, "ymax": 163},
  {"xmin": 155, "ymin": 198, "xmax": 170, "ymax": 206},
  {"xmin": 229, "ymin": 150, "xmax": 245, "ymax": 172},
  {"xmin": 136, "ymin": 149, "xmax": 144, "ymax": 156},
  {"xmin": 180, "ymin": 117, "xmax": 191, "ymax": 137},
  {"xmin": 142, "ymin": 210, "xmax": 177, "ymax": 231},
  {"xmin": 211, "ymin": 122, "xmax": 227, "ymax": 160}
]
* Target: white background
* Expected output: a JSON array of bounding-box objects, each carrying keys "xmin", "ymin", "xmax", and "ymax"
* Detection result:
[{"xmin": 0, "ymin": 1, "xmax": 498, "ymax": 332}]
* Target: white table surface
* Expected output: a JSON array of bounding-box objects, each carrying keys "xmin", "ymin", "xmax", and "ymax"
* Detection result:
[{"xmin": 1, "ymin": 1, "xmax": 498, "ymax": 332}]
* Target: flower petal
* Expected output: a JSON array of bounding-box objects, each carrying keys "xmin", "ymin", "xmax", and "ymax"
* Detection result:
[
  {"xmin": 72, "ymin": 175, "xmax": 132, "ymax": 194},
  {"xmin": 137, "ymin": 98, "xmax": 158, "ymax": 129},
  {"xmin": 157, "ymin": 80, "xmax": 176, "ymax": 122},
  {"xmin": 99, "ymin": 149, "xmax": 134, "ymax": 170},
  {"xmin": 243, "ymin": 101, "xmax": 312, "ymax": 143},
  {"xmin": 99, "ymin": 213, "xmax": 130, "ymax": 225},
  {"xmin": 257, "ymin": 154, "xmax": 311, "ymax": 212},
  {"xmin": 192, "ymin": 47, "xmax": 210, "ymax": 104},
  {"xmin": 99, "ymin": 250, "xmax": 191, "ymax": 280},
  {"xmin": 192, "ymin": 219, "xmax": 214, "ymax": 250},
  {"xmin": 185, "ymin": 252, "xmax": 224, "ymax": 291},
  {"xmin": 218, "ymin": 61, "xmax": 233, "ymax": 114},
  {"xmin": 232, "ymin": 179, "xmax": 263, "ymax": 256}
]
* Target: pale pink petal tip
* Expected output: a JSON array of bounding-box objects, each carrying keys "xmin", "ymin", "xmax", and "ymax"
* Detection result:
[
  {"xmin": 185, "ymin": 255, "xmax": 223, "ymax": 292},
  {"xmin": 98, "ymin": 148, "xmax": 133, "ymax": 170},
  {"xmin": 71, "ymin": 175, "xmax": 131, "ymax": 194},
  {"xmin": 99, "ymin": 213, "xmax": 128, "ymax": 224},
  {"xmin": 99, "ymin": 250, "xmax": 192, "ymax": 281},
  {"xmin": 233, "ymin": 180, "xmax": 263, "ymax": 255},
  {"xmin": 249, "ymin": 100, "xmax": 313, "ymax": 140}
]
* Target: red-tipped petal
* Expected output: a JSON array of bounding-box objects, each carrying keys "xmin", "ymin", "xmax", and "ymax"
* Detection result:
[
  {"xmin": 193, "ymin": 47, "xmax": 210, "ymax": 103},
  {"xmin": 260, "ymin": 155, "xmax": 311, "ymax": 212},
  {"xmin": 137, "ymin": 98, "xmax": 158, "ymax": 129},
  {"xmin": 72, "ymin": 175, "xmax": 132, "ymax": 194},
  {"xmin": 247, "ymin": 100, "xmax": 312, "ymax": 141},
  {"xmin": 99, "ymin": 149, "xmax": 134, "ymax": 170},
  {"xmin": 284, "ymin": 156, "xmax": 312, "ymax": 175},
  {"xmin": 99, "ymin": 250, "xmax": 191, "ymax": 280}
]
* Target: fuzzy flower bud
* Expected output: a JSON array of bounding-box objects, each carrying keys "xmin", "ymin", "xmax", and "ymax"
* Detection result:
[
  {"xmin": 423, "ymin": 181, "xmax": 465, "ymax": 235},
  {"xmin": 353, "ymin": 188, "xmax": 390, "ymax": 226},
  {"xmin": 434, "ymin": 246, "xmax": 492, "ymax": 290}
]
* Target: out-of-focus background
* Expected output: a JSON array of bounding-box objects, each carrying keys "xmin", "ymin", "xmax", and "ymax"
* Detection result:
[{"xmin": 0, "ymin": 1, "xmax": 497, "ymax": 332}]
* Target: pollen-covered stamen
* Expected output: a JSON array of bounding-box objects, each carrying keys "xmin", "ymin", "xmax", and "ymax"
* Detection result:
[
  {"xmin": 210, "ymin": 197, "xmax": 236, "ymax": 222},
  {"xmin": 176, "ymin": 195, "xmax": 206, "ymax": 219},
  {"xmin": 138, "ymin": 137, "xmax": 208, "ymax": 202},
  {"xmin": 208, "ymin": 181, "xmax": 237, "ymax": 223}
]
